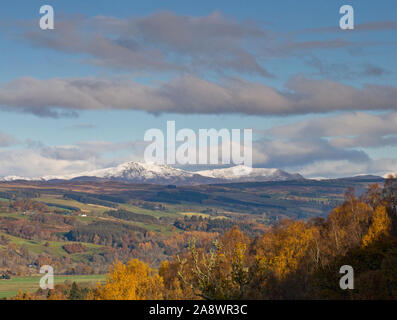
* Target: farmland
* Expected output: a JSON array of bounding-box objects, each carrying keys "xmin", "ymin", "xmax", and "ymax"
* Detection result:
[
  {"xmin": 0, "ymin": 176, "xmax": 383, "ymax": 298},
  {"xmin": 0, "ymin": 274, "xmax": 105, "ymax": 299}
]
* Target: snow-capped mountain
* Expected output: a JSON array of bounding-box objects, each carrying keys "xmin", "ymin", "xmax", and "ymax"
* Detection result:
[
  {"xmin": 0, "ymin": 175, "xmax": 36, "ymax": 182},
  {"xmin": 71, "ymin": 162, "xmax": 216, "ymax": 185},
  {"xmin": 196, "ymin": 165, "xmax": 304, "ymax": 182},
  {"xmin": 0, "ymin": 162, "xmax": 304, "ymax": 185}
]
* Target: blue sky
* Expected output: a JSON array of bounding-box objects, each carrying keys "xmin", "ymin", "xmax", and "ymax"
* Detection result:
[{"xmin": 0, "ymin": 0, "xmax": 396, "ymax": 178}]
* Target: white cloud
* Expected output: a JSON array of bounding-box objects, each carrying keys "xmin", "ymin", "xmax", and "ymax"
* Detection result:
[{"xmin": 293, "ymin": 159, "xmax": 397, "ymax": 179}]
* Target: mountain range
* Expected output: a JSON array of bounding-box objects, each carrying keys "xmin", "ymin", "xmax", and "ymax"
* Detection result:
[{"xmin": 0, "ymin": 161, "xmax": 305, "ymax": 186}]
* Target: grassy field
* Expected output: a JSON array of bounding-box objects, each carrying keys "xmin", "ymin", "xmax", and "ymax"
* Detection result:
[
  {"xmin": 0, "ymin": 231, "xmax": 105, "ymax": 261},
  {"xmin": 180, "ymin": 211, "xmax": 211, "ymax": 218},
  {"xmin": 0, "ymin": 274, "xmax": 105, "ymax": 299},
  {"xmin": 118, "ymin": 203, "xmax": 180, "ymax": 218},
  {"xmin": 179, "ymin": 212, "xmax": 228, "ymax": 219},
  {"xmin": 36, "ymin": 196, "xmax": 114, "ymax": 214},
  {"xmin": 0, "ymin": 211, "xmax": 29, "ymax": 220}
]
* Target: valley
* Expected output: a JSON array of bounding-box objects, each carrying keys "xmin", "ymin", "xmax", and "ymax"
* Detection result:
[{"xmin": 0, "ymin": 175, "xmax": 384, "ymax": 298}]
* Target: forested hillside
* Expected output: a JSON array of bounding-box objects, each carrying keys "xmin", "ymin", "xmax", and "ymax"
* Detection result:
[{"xmin": 12, "ymin": 176, "xmax": 397, "ymax": 300}]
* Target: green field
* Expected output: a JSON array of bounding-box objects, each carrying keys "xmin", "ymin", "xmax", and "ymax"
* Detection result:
[
  {"xmin": 0, "ymin": 274, "xmax": 105, "ymax": 299},
  {"xmin": 36, "ymin": 196, "xmax": 115, "ymax": 214},
  {"xmin": 0, "ymin": 231, "xmax": 105, "ymax": 261},
  {"xmin": 180, "ymin": 212, "xmax": 228, "ymax": 219}
]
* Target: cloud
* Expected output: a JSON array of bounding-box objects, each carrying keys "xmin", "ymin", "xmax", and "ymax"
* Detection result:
[
  {"xmin": 361, "ymin": 64, "xmax": 390, "ymax": 77},
  {"xmin": 267, "ymin": 112, "xmax": 397, "ymax": 149},
  {"xmin": 0, "ymin": 132, "xmax": 17, "ymax": 147},
  {"xmin": 275, "ymin": 39, "xmax": 357, "ymax": 56},
  {"xmin": 39, "ymin": 146, "xmax": 97, "ymax": 161},
  {"xmin": 0, "ymin": 149, "xmax": 96, "ymax": 178},
  {"xmin": 295, "ymin": 159, "xmax": 397, "ymax": 179},
  {"xmin": 0, "ymin": 138, "xmax": 148, "ymax": 178},
  {"xmin": 252, "ymin": 138, "xmax": 369, "ymax": 168},
  {"xmin": 304, "ymin": 21, "xmax": 397, "ymax": 33},
  {"xmin": 305, "ymin": 56, "xmax": 390, "ymax": 80},
  {"xmin": 1, "ymin": 112, "xmax": 397, "ymax": 179},
  {"xmin": 75, "ymin": 140, "xmax": 148, "ymax": 155},
  {"xmin": 20, "ymin": 11, "xmax": 272, "ymax": 77},
  {"xmin": 1, "ymin": 75, "xmax": 397, "ymax": 117},
  {"xmin": 355, "ymin": 21, "xmax": 397, "ymax": 32},
  {"xmin": 26, "ymin": 139, "xmax": 148, "ymax": 162},
  {"xmin": 14, "ymin": 11, "xmax": 380, "ymax": 76},
  {"xmin": 248, "ymin": 112, "xmax": 397, "ymax": 178},
  {"xmin": 0, "ymin": 146, "xmax": 391, "ymax": 179}
]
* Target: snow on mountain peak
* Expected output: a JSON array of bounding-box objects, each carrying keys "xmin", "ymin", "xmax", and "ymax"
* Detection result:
[
  {"xmin": 66, "ymin": 161, "xmax": 204, "ymax": 185},
  {"xmin": 0, "ymin": 161, "xmax": 304, "ymax": 185},
  {"xmin": 196, "ymin": 165, "xmax": 302, "ymax": 182}
]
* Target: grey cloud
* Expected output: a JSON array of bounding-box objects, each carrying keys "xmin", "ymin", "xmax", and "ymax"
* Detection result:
[
  {"xmin": 23, "ymin": 17, "xmax": 175, "ymax": 72},
  {"xmin": 276, "ymin": 39, "xmax": 356, "ymax": 56},
  {"xmin": 23, "ymin": 139, "xmax": 99, "ymax": 161},
  {"xmin": 21, "ymin": 138, "xmax": 147, "ymax": 163},
  {"xmin": 268, "ymin": 112, "xmax": 397, "ymax": 149},
  {"xmin": 0, "ymin": 132, "xmax": 17, "ymax": 147},
  {"xmin": 252, "ymin": 138, "xmax": 369, "ymax": 168},
  {"xmin": 38, "ymin": 140, "xmax": 147, "ymax": 161},
  {"xmin": 1, "ymin": 75, "xmax": 397, "ymax": 117},
  {"xmin": 21, "ymin": 11, "xmax": 272, "ymax": 77},
  {"xmin": 40, "ymin": 146, "xmax": 97, "ymax": 161},
  {"xmin": 306, "ymin": 56, "xmax": 390, "ymax": 80},
  {"xmin": 361, "ymin": 64, "xmax": 390, "ymax": 77},
  {"xmin": 304, "ymin": 21, "xmax": 397, "ymax": 33},
  {"xmin": 284, "ymin": 77, "xmax": 397, "ymax": 114},
  {"xmin": 16, "ymin": 11, "xmax": 375, "ymax": 77},
  {"xmin": 355, "ymin": 21, "xmax": 397, "ymax": 32},
  {"xmin": 75, "ymin": 140, "xmax": 148, "ymax": 154}
]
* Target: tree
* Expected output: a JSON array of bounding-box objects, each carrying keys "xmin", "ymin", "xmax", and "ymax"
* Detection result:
[
  {"xmin": 14, "ymin": 291, "xmax": 33, "ymax": 300},
  {"xmin": 327, "ymin": 198, "xmax": 372, "ymax": 255},
  {"xmin": 362, "ymin": 184, "xmax": 382, "ymax": 210},
  {"xmin": 68, "ymin": 282, "xmax": 87, "ymax": 300},
  {"xmin": 159, "ymin": 260, "xmax": 186, "ymax": 299},
  {"xmin": 177, "ymin": 227, "xmax": 251, "ymax": 300},
  {"xmin": 383, "ymin": 174, "xmax": 397, "ymax": 216},
  {"xmin": 362, "ymin": 206, "xmax": 391, "ymax": 246},
  {"xmin": 89, "ymin": 259, "xmax": 164, "ymax": 300},
  {"xmin": 255, "ymin": 220, "xmax": 317, "ymax": 280}
]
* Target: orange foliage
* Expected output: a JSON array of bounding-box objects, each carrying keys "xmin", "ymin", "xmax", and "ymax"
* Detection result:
[
  {"xmin": 89, "ymin": 259, "xmax": 164, "ymax": 300},
  {"xmin": 362, "ymin": 206, "xmax": 391, "ymax": 246}
]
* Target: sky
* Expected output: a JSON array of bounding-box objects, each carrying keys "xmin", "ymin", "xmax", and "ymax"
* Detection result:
[{"xmin": 0, "ymin": 0, "xmax": 397, "ymax": 178}]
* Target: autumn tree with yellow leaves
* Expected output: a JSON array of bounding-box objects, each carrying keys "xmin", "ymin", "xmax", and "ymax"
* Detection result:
[
  {"xmin": 161, "ymin": 226, "xmax": 251, "ymax": 300},
  {"xmin": 362, "ymin": 205, "xmax": 391, "ymax": 246},
  {"xmin": 89, "ymin": 259, "xmax": 164, "ymax": 300}
]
